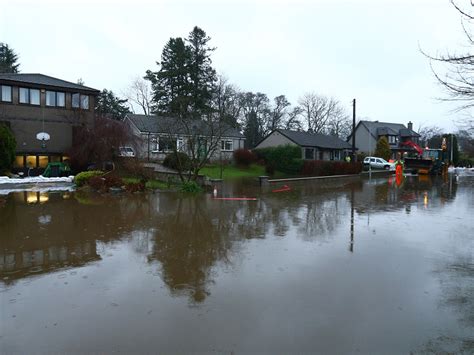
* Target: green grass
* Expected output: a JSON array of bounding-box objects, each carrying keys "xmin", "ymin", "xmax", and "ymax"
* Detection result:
[
  {"xmin": 145, "ymin": 179, "xmax": 170, "ymax": 190},
  {"xmin": 199, "ymin": 164, "xmax": 266, "ymax": 179},
  {"xmin": 123, "ymin": 177, "xmax": 171, "ymax": 190}
]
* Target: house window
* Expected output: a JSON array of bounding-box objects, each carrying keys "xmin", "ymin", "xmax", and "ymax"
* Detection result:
[
  {"xmin": 72, "ymin": 93, "xmax": 80, "ymax": 108},
  {"xmin": 72, "ymin": 93, "xmax": 89, "ymax": 109},
  {"xmin": 46, "ymin": 91, "xmax": 56, "ymax": 106},
  {"xmin": 304, "ymin": 148, "xmax": 314, "ymax": 160},
  {"xmin": 19, "ymin": 88, "xmax": 40, "ymax": 105},
  {"xmin": 80, "ymin": 95, "xmax": 89, "ymax": 109},
  {"xmin": 1, "ymin": 85, "xmax": 12, "ymax": 102},
  {"xmin": 46, "ymin": 91, "xmax": 66, "ymax": 107},
  {"xmin": 177, "ymin": 138, "xmax": 185, "ymax": 152},
  {"xmin": 388, "ymin": 135, "xmax": 397, "ymax": 144},
  {"xmin": 159, "ymin": 137, "xmax": 176, "ymax": 152},
  {"xmin": 57, "ymin": 92, "xmax": 65, "ymax": 107},
  {"xmin": 334, "ymin": 150, "xmax": 341, "ymax": 160},
  {"xmin": 221, "ymin": 139, "xmax": 233, "ymax": 151}
]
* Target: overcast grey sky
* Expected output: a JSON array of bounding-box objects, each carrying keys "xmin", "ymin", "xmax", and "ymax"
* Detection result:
[{"xmin": 1, "ymin": 0, "xmax": 468, "ymax": 131}]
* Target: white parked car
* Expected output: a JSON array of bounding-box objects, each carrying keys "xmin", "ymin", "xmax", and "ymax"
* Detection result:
[
  {"xmin": 363, "ymin": 156, "xmax": 395, "ymax": 171},
  {"xmin": 118, "ymin": 146, "xmax": 135, "ymax": 157}
]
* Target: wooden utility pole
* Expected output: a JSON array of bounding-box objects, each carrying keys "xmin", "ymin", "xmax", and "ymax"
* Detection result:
[{"xmin": 352, "ymin": 98, "xmax": 356, "ymax": 161}]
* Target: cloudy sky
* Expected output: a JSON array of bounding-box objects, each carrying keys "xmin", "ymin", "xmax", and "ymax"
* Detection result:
[{"xmin": 1, "ymin": 0, "xmax": 469, "ymax": 131}]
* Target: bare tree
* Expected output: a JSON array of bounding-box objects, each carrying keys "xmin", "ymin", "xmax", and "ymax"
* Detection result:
[
  {"xmin": 284, "ymin": 106, "xmax": 303, "ymax": 131},
  {"xmin": 417, "ymin": 124, "xmax": 445, "ymax": 146},
  {"xmin": 268, "ymin": 95, "xmax": 291, "ymax": 131},
  {"xmin": 212, "ymin": 75, "xmax": 242, "ymax": 127},
  {"xmin": 423, "ymin": 0, "xmax": 474, "ymax": 132},
  {"xmin": 298, "ymin": 92, "xmax": 347, "ymax": 135},
  {"xmin": 125, "ymin": 77, "xmax": 153, "ymax": 115},
  {"xmin": 326, "ymin": 104, "xmax": 352, "ymax": 139}
]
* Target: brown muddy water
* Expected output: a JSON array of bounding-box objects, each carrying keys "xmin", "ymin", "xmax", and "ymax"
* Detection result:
[{"xmin": 1, "ymin": 175, "xmax": 473, "ymax": 354}]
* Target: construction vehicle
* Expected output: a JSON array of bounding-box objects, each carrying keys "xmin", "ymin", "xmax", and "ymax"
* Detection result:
[{"xmin": 402, "ymin": 139, "xmax": 447, "ymax": 175}]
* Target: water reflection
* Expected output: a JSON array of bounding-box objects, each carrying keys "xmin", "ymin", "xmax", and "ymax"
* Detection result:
[
  {"xmin": 0, "ymin": 174, "xmax": 472, "ymax": 352},
  {"xmin": 0, "ymin": 175, "xmax": 463, "ymax": 294}
]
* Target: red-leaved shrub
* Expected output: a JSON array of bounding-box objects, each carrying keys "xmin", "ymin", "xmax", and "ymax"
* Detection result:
[{"xmin": 233, "ymin": 149, "xmax": 257, "ymax": 167}]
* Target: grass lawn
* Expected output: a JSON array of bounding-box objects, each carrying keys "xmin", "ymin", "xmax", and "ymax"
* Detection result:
[
  {"xmin": 122, "ymin": 177, "xmax": 172, "ymax": 190},
  {"xmin": 199, "ymin": 164, "xmax": 266, "ymax": 179}
]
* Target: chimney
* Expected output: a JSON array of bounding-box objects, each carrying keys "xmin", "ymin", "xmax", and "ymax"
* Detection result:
[{"xmin": 408, "ymin": 121, "xmax": 413, "ymax": 131}]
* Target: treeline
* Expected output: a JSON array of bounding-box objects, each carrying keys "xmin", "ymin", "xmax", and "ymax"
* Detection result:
[{"xmin": 134, "ymin": 26, "xmax": 353, "ymax": 146}]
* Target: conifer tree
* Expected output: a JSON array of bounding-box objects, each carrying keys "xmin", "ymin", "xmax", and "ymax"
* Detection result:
[{"xmin": 0, "ymin": 43, "xmax": 20, "ymax": 73}]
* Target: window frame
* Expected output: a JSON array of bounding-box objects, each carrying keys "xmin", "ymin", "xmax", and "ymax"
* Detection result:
[
  {"xmin": 46, "ymin": 90, "xmax": 56, "ymax": 107},
  {"xmin": 0, "ymin": 85, "xmax": 12, "ymax": 102},
  {"xmin": 72, "ymin": 92, "xmax": 89, "ymax": 110},
  {"xmin": 220, "ymin": 139, "xmax": 233, "ymax": 152},
  {"xmin": 304, "ymin": 147, "xmax": 314, "ymax": 160},
  {"xmin": 158, "ymin": 137, "xmax": 177, "ymax": 152},
  {"xmin": 46, "ymin": 91, "xmax": 66, "ymax": 107},
  {"xmin": 19, "ymin": 87, "xmax": 40, "ymax": 105}
]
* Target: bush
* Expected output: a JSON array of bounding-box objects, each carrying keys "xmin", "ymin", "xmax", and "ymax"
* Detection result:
[
  {"xmin": 163, "ymin": 152, "xmax": 191, "ymax": 171},
  {"xmin": 180, "ymin": 181, "xmax": 203, "ymax": 193},
  {"xmin": 233, "ymin": 149, "xmax": 257, "ymax": 167},
  {"xmin": 74, "ymin": 170, "xmax": 104, "ymax": 187},
  {"xmin": 87, "ymin": 175, "xmax": 106, "ymax": 191},
  {"xmin": 125, "ymin": 182, "xmax": 145, "ymax": 193},
  {"xmin": 0, "ymin": 124, "xmax": 16, "ymax": 174},
  {"xmin": 254, "ymin": 145, "xmax": 303, "ymax": 174},
  {"xmin": 374, "ymin": 136, "xmax": 391, "ymax": 161},
  {"xmin": 86, "ymin": 174, "xmax": 124, "ymax": 192},
  {"xmin": 120, "ymin": 158, "xmax": 154, "ymax": 180},
  {"xmin": 301, "ymin": 161, "xmax": 363, "ymax": 176}
]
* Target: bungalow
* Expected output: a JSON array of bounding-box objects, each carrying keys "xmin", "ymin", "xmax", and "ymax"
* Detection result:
[
  {"xmin": 348, "ymin": 120, "xmax": 421, "ymax": 159},
  {"xmin": 124, "ymin": 114, "xmax": 245, "ymax": 161},
  {"xmin": 254, "ymin": 129, "xmax": 352, "ymax": 161}
]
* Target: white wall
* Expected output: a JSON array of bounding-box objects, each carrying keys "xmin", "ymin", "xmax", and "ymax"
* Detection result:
[{"xmin": 254, "ymin": 131, "xmax": 296, "ymax": 149}]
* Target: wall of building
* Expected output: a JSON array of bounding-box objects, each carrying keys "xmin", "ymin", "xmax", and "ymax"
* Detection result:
[{"xmin": 353, "ymin": 125, "xmax": 373, "ymax": 154}]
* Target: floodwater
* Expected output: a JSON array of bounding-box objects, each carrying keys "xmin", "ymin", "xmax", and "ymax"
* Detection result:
[{"xmin": 1, "ymin": 175, "xmax": 473, "ymax": 354}]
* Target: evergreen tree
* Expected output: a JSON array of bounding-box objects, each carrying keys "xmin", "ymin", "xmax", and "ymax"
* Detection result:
[
  {"xmin": 186, "ymin": 26, "xmax": 217, "ymax": 117},
  {"xmin": 0, "ymin": 124, "xmax": 16, "ymax": 173},
  {"xmin": 145, "ymin": 26, "xmax": 217, "ymax": 119},
  {"xmin": 0, "ymin": 43, "xmax": 20, "ymax": 73},
  {"xmin": 145, "ymin": 37, "xmax": 191, "ymax": 117},
  {"xmin": 95, "ymin": 89, "xmax": 131, "ymax": 120},
  {"xmin": 374, "ymin": 136, "xmax": 391, "ymax": 161}
]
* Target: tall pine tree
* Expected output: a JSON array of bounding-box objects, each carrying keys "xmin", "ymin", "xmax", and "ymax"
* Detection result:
[
  {"xmin": 145, "ymin": 37, "xmax": 191, "ymax": 117},
  {"xmin": 95, "ymin": 89, "xmax": 131, "ymax": 120},
  {"xmin": 145, "ymin": 26, "xmax": 217, "ymax": 119},
  {"xmin": 0, "ymin": 43, "xmax": 20, "ymax": 73},
  {"xmin": 186, "ymin": 26, "xmax": 217, "ymax": 117}
]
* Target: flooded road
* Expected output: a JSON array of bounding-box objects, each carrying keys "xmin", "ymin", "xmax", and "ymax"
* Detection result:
[{"xmin": 1, "ymin": 175, "xmax": 473, "ymax": 353}]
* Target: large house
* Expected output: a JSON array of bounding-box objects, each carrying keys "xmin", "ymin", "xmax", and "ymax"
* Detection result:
[
  {"xmin": 254, "ymin": 129, "xmax": 353, "ymax": 161},
  {"xmin": 348, "ymin": 120, "xmax": 421, "ymax": 159},
  {"xmin": 0, "ymin": 73, "xmax": 99, "ymax": 172},
  {"xmin": 124, "ymin": 114, "xmax": 245, "ymax": 161}
]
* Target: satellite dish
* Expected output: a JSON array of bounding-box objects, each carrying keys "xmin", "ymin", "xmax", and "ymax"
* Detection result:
[{"xmin": 36, "ymin": 132, "xmax": 50, "ymax": 141}]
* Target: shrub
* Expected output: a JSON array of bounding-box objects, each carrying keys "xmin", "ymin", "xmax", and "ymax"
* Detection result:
[
  {"xmin": 125, "ymin": 182, "xmax": 145, "ymax": 193},
  {"xmin": 163, "ymin": 152, "xmax": 191, "ymax": 171},
  {"xmin": 374, "ymin": 136, "xmax": 391, "ymax": 161},
  {"xmin": 87, "ymin": 175, "xmax": 106, "ymax": 191},
  {"xmin": 233, "ymin": 149, "xmax": 257, "ymax": 167},
  {"xmin": 74, "ymin": 170, "xmax": 104, "ymax": 187},
  {"xmin": 120, "ymin": 158, "xmax": 154, "ymax": 180},
  {"xmin": 180, "ymin": 181, "xmax": 203, "ymax": 193},
  {"xmin": 0, "ymin": 124, "xmax": 16, "ymax": 174},
  {"xmin": 103, "ymin": 174, "xmax": 123, "ymax": 188},
  {"xmin": 254, "ymin": 145, "xmax": 303, "ymax": 174},
  {"xmin": 301, "ymin": 160, "xmax": 363, "ymax": 176}
]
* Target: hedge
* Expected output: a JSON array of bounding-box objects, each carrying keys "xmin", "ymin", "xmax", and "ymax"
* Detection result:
[{"xmin": 254, "ymin": 145, "xmax": 303, "ymax": 175}]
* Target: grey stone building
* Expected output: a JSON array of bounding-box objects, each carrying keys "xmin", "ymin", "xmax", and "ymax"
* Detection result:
[
  {"xmin": 347, "ymin": 120, "xmax": 421, "ymax": 159},
  {"xmin": 124, "ymin": 114, "xmax": 245, "ymax": 162},
  {"xmin": 0, "ymin": 73, "xmax": 99, "ymax": 172},
  {"xmin": 255, "ymin": 129, "xmax": 352, "ymax": 161}
]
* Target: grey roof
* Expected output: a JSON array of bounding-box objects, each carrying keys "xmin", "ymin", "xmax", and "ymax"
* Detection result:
[
  {"xmin": 0, "ymin": 73, "xmax": 99, "ymax": 93},
  {"xmin": 277, "ymin": 129, "xmax": 352, "ymax": 149},
  {"xmin": 126, "ymin": 114, "xmax": 245, "ymax": 138},
  {"xmin": 360, "ymin": 120, "xmax": 420, "ymax": 138}
]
